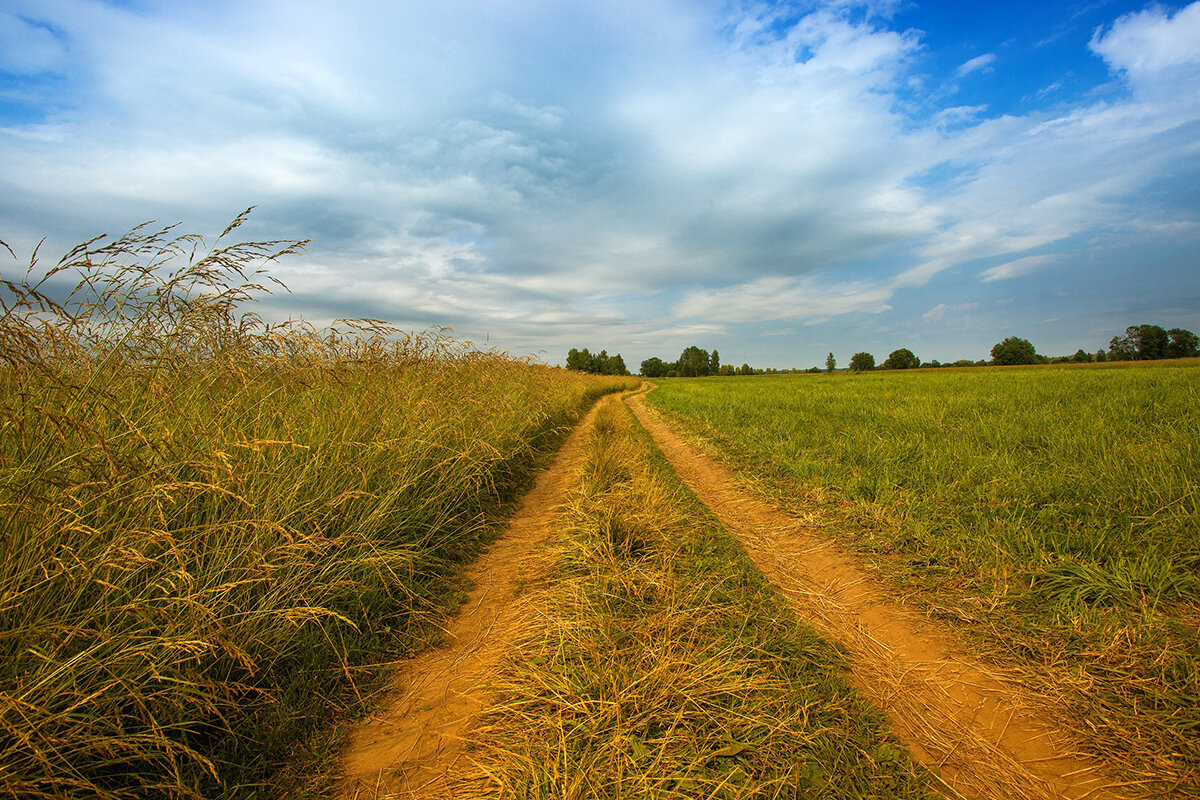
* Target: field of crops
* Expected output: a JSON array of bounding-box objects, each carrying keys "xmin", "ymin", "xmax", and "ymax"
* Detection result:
[
  {"xmin": 647, "ymin": 363, "xmax": 1200, "ymax": 794},
  {"xmin": 0, "ymin": 223, "xmax": 634, "ymax": 799}
]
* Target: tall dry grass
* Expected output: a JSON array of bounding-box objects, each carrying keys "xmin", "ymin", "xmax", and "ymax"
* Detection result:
[{"xmin": 0, "ymin": 213, "xmax": 633, "ymax": 799}]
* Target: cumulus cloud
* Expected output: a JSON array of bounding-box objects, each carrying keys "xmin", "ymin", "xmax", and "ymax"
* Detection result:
[
  {"xmin": 0, "ymin": 0, "xmax": 1198, "ymax": 365},
  {"xmin": 1090, "ymin": 2, "xmax": 1200, "ymax": 77}
]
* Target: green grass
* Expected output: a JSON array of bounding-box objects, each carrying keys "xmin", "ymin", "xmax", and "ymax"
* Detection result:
[
  {"xmin": 646, "ymin": 365, "xmax": 1200, "ymax": 795},
  {"xmin": 457, "ymin": 396, "xmax": 937, "ymax": 799},
  {"xmin": 0, "ymin": 218, "xmax": 636, "ymax": 799}
]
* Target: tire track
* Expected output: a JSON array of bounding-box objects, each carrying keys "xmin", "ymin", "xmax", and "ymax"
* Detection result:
[
  {"xmin": 627, "ymin": 392, "xmax": 1136, "ymax": 800},
  {"xmin": 337, "ymin": 402, "xmax": 602, "ymax": 799}
]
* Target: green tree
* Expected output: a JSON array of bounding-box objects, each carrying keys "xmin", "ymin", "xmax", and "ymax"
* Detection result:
[
  {"xmin": 1166, "ymin": 328, "xmax": 1200, "ymax": 358},
  {"xmin": 568, "ymin": 347, "xmax": 629, "ymax": 375},
  {"xmin": 677, "ymin": 346, "xmax": 712, "ymax": 377},
  {"xmin": 566, "ymin": 348, "xmax": 592, "ymax": 372},
  {"xmin": 1135, "ymin": 324, "xmax": 1169, "ymax": 360},
  {"xmin": 825, "ymin": 352, "xmax": 836, "ymax": 373},
  {"xmin": 719, "ymin": 364, "xmax": 735, "ymax": 376},
  {"xmin": 990, "ymin": 337, "xmax": 1038, "ymax": 366},
  {"xmin": 1108, "ymin": 334, "xmax": 1134, "ymax": 361},
  {"xmin": 1072, "ymin": 349, "xmax": 1092, "ymax": 363},
  {"xmin": 882, "ymin": 348, "xmax": 920, "ymax": 370},
  {"xmin": 640, "ymin": 357, "xmax": 669, "ymax": 378},
  {"xmin": 710, "ymin": 349, "xmax": 720, "ymax": 374},
  {"xmin": 737, "ymin": 363, "xmax": 753, "ymax": 376},
  {"xmin": 848, "ymin": 352, "xmax": 875, "ymax": 372}
]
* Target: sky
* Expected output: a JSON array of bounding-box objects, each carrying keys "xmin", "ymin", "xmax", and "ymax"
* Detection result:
[{"xmin": 2, "ymin": 0, "xmax": 1198, "ymax": 369}]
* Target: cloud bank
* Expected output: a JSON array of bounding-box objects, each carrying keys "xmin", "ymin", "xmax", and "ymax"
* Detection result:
[{"xmin": 1, "ymin": 0, "xmax": 1198, "ymax": 365}]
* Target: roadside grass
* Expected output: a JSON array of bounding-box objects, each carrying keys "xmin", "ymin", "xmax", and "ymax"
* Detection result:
[
  {"xmin": 646, "ymin": 365, "xmax": 1200, "ymax": 796},
  {"xmin": 0, "ymin": 217, "xmax": 635, "ymax": 799},
  {"xmin": 456, "ymin": 395, "xmax": 936, "ymax": 799}
]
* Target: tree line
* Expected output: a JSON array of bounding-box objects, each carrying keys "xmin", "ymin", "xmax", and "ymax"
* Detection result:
[
  {"xmin": 567, "ymin": 323, "xmax": 1197, "ymax": 379},
  {"xmin": 565, "ymin": 347, "xmax": 630, "ymax": 375}
]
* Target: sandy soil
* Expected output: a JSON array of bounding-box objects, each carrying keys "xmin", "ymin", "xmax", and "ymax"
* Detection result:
[
  {"xmin": 336, "ymin": 403, "xmax": 601, "ymax": 799},
  {"xmin": 627, "ymin": 392, "xmax": 1136, "ymax": 800}
]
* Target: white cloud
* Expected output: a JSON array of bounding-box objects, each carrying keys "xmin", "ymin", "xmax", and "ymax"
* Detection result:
[
  {"xmin": 955, "ymin": 53, "xmax": 997, "ymax": 77},
  {"xmin": 979, "ymin": 255, "xmax": 1056, "ymax": 283},
  {"xmin": 677, "ymin": 275, "xmax": 894, "ymax": 324},
  {"xmin": 0, "ymin": 0, "xmax": 1197, "ymax": 365},
  {"xmin": 1090, "ymin": 2, "xmax": 1200, "ymax": 77},
  {"xmin": 922, "ymin": 302, "xmax": 979, "ymax": 322}
]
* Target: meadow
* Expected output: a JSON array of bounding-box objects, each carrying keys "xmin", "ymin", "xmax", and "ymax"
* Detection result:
[
  {"xmin": 0, "ymin": 219, "xmax": 634, "ymax": 799},
  {"xmin": 647, "ymin": 364, "xmax": 1200, "ymax": 794}
]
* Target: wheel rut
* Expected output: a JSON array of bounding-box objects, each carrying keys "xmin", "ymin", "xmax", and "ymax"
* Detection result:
[
  {"xmin": 627, "ymin": 392, "xmax": 1135, "ymax": 800},
  {"xmin": 337, "ymin": 402, "xmax": 601, "ymax": 799}
]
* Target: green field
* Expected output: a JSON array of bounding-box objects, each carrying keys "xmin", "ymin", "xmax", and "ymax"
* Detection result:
[{"xmin": 646, "ymin": 364, "xmax": 1200, "ymax": 794}]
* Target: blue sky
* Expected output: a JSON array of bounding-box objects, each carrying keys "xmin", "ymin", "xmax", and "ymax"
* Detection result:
[{"xmin": 2, "ymin": 0, "xmax": 1198, "ymax": 368}]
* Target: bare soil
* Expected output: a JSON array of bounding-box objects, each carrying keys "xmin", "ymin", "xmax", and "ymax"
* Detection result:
[
  {"xmin": 337, "ymin": 403, "xmax": 601, "ymax": 799},
  {"xmin": 627, "ymin": 393, "xmax": 1136, "ymax": 800}
]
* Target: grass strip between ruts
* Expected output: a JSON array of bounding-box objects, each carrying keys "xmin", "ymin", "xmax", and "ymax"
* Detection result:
[{"xmin": 453, "ymin": 394, "xmax": 936, "ymax": 799}]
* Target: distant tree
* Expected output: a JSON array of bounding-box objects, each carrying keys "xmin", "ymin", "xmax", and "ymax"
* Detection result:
[
  {"xmin": 710, "ymin": 349, "xmax": 721, "ymax": 374},
  {"xmin": 719, "ymin": 364, "xmax": 736, "ymax": 376},
  {"xmin": 737, "ymin": 363, "xmax": 753, "ymax": 376},
  {"xmin": 1071, "ymin": 349, "xmax": 1092, "ymax": 363},
  {"xmin": 594, "ymin": 349, "xmax": 612, "ymax": 374},
  {"xmin": 848, "ymin": 352, "xmax": 875, "ymax": 372},
  {"xmin": 950, "ymin": 359, "xmax": 977, "ymax": 367},
  {"xmin": 805, "ymin": 366, "xmax": 823, "ymax": 374},
  {"xmin": 568, "ymin": 347, "xmax": 629, "ymax": 375},
  {"xmin": 990, "ymin": 337, "xmax": 1038, "ymax": 366},
  {"xmin": 1167, "ymin": 328, "xmax": 1200, "ymax": 358},
  {"xmin": 1107, "ymin": 333, "xmax": 1134, "ymax": 361},
  {"xmin": 882, "ymin": 348, "xmax": 920, "ymax": 370},
  {"xmin": 1136, "ymin": 324, "xmax": 1169, "ymax": 360},
  {"xmin": 640, "ymin": 357, "xmax": 669, "ymax": 378},
  {"xmin": 566, "ymin": 347, "xmax": 592, "ymax": 372},
  {"xmin": 677, "ymin": 345, "xmax": 712, "ymax": 377},
  {"xmin": 1095, "ymin": 349, "xmax": 1107, "ymax": 362},
  {"xmin": 825, "ymin": 352, "xmax": 836, "ymax": 373}
]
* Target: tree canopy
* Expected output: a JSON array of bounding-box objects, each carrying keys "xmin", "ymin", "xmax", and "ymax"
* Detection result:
[
  {"xmin": 1109, "ymin": 324, "xmax": 1199, "ymax": 361},
  {"xmin": 882, "ymin": 348, "xmax": 920, "ymax": 370},
  {"xmin": 990, "ymin": 337, "xmax": 1038, "ymax": 366},
  {"xmin": 848, "ymin": 352, "xmax": 875, "ymax": 372},
  {"xmin": 566, "ymin": 347, "xmax": 629, "ymax": 375}
]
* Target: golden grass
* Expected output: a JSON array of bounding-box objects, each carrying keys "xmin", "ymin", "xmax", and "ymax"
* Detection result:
[{"xmin": 0, "ymin": 215, "xmax": 634, "ymax": 799}]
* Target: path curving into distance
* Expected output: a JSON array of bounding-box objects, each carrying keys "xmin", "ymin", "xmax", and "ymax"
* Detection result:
[
  {"xmin": 627, "ymin": 392, "xmax": 1136, "ymax": 800},
  {"xmin": 337, "ymin": 401, "xmax": 602, "ymax": 800}
]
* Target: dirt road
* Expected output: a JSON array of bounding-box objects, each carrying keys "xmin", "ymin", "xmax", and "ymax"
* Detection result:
[
  {"xmin": 627, "ymin": 392, "xmax": 1133, "ymax": 800},
  {"xmin": 336, "ymin": 392, "xmax": 1136, "ymax": 800},
  {"xmin": 338, "ymin": 403, "xmax": 600, "ymax": 799}
]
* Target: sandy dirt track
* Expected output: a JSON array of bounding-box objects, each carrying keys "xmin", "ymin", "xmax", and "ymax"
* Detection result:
[
  {"xmin": 627, "ymin": 392, "xmax": 1136, "ymax": 800},
  {"xmin": 338, "ymin": 403, "xmax": 600, "ymax": 799},
  {"xmin": 336, "ymin": 390, "xmax": 1140, "ymax": 800}
]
